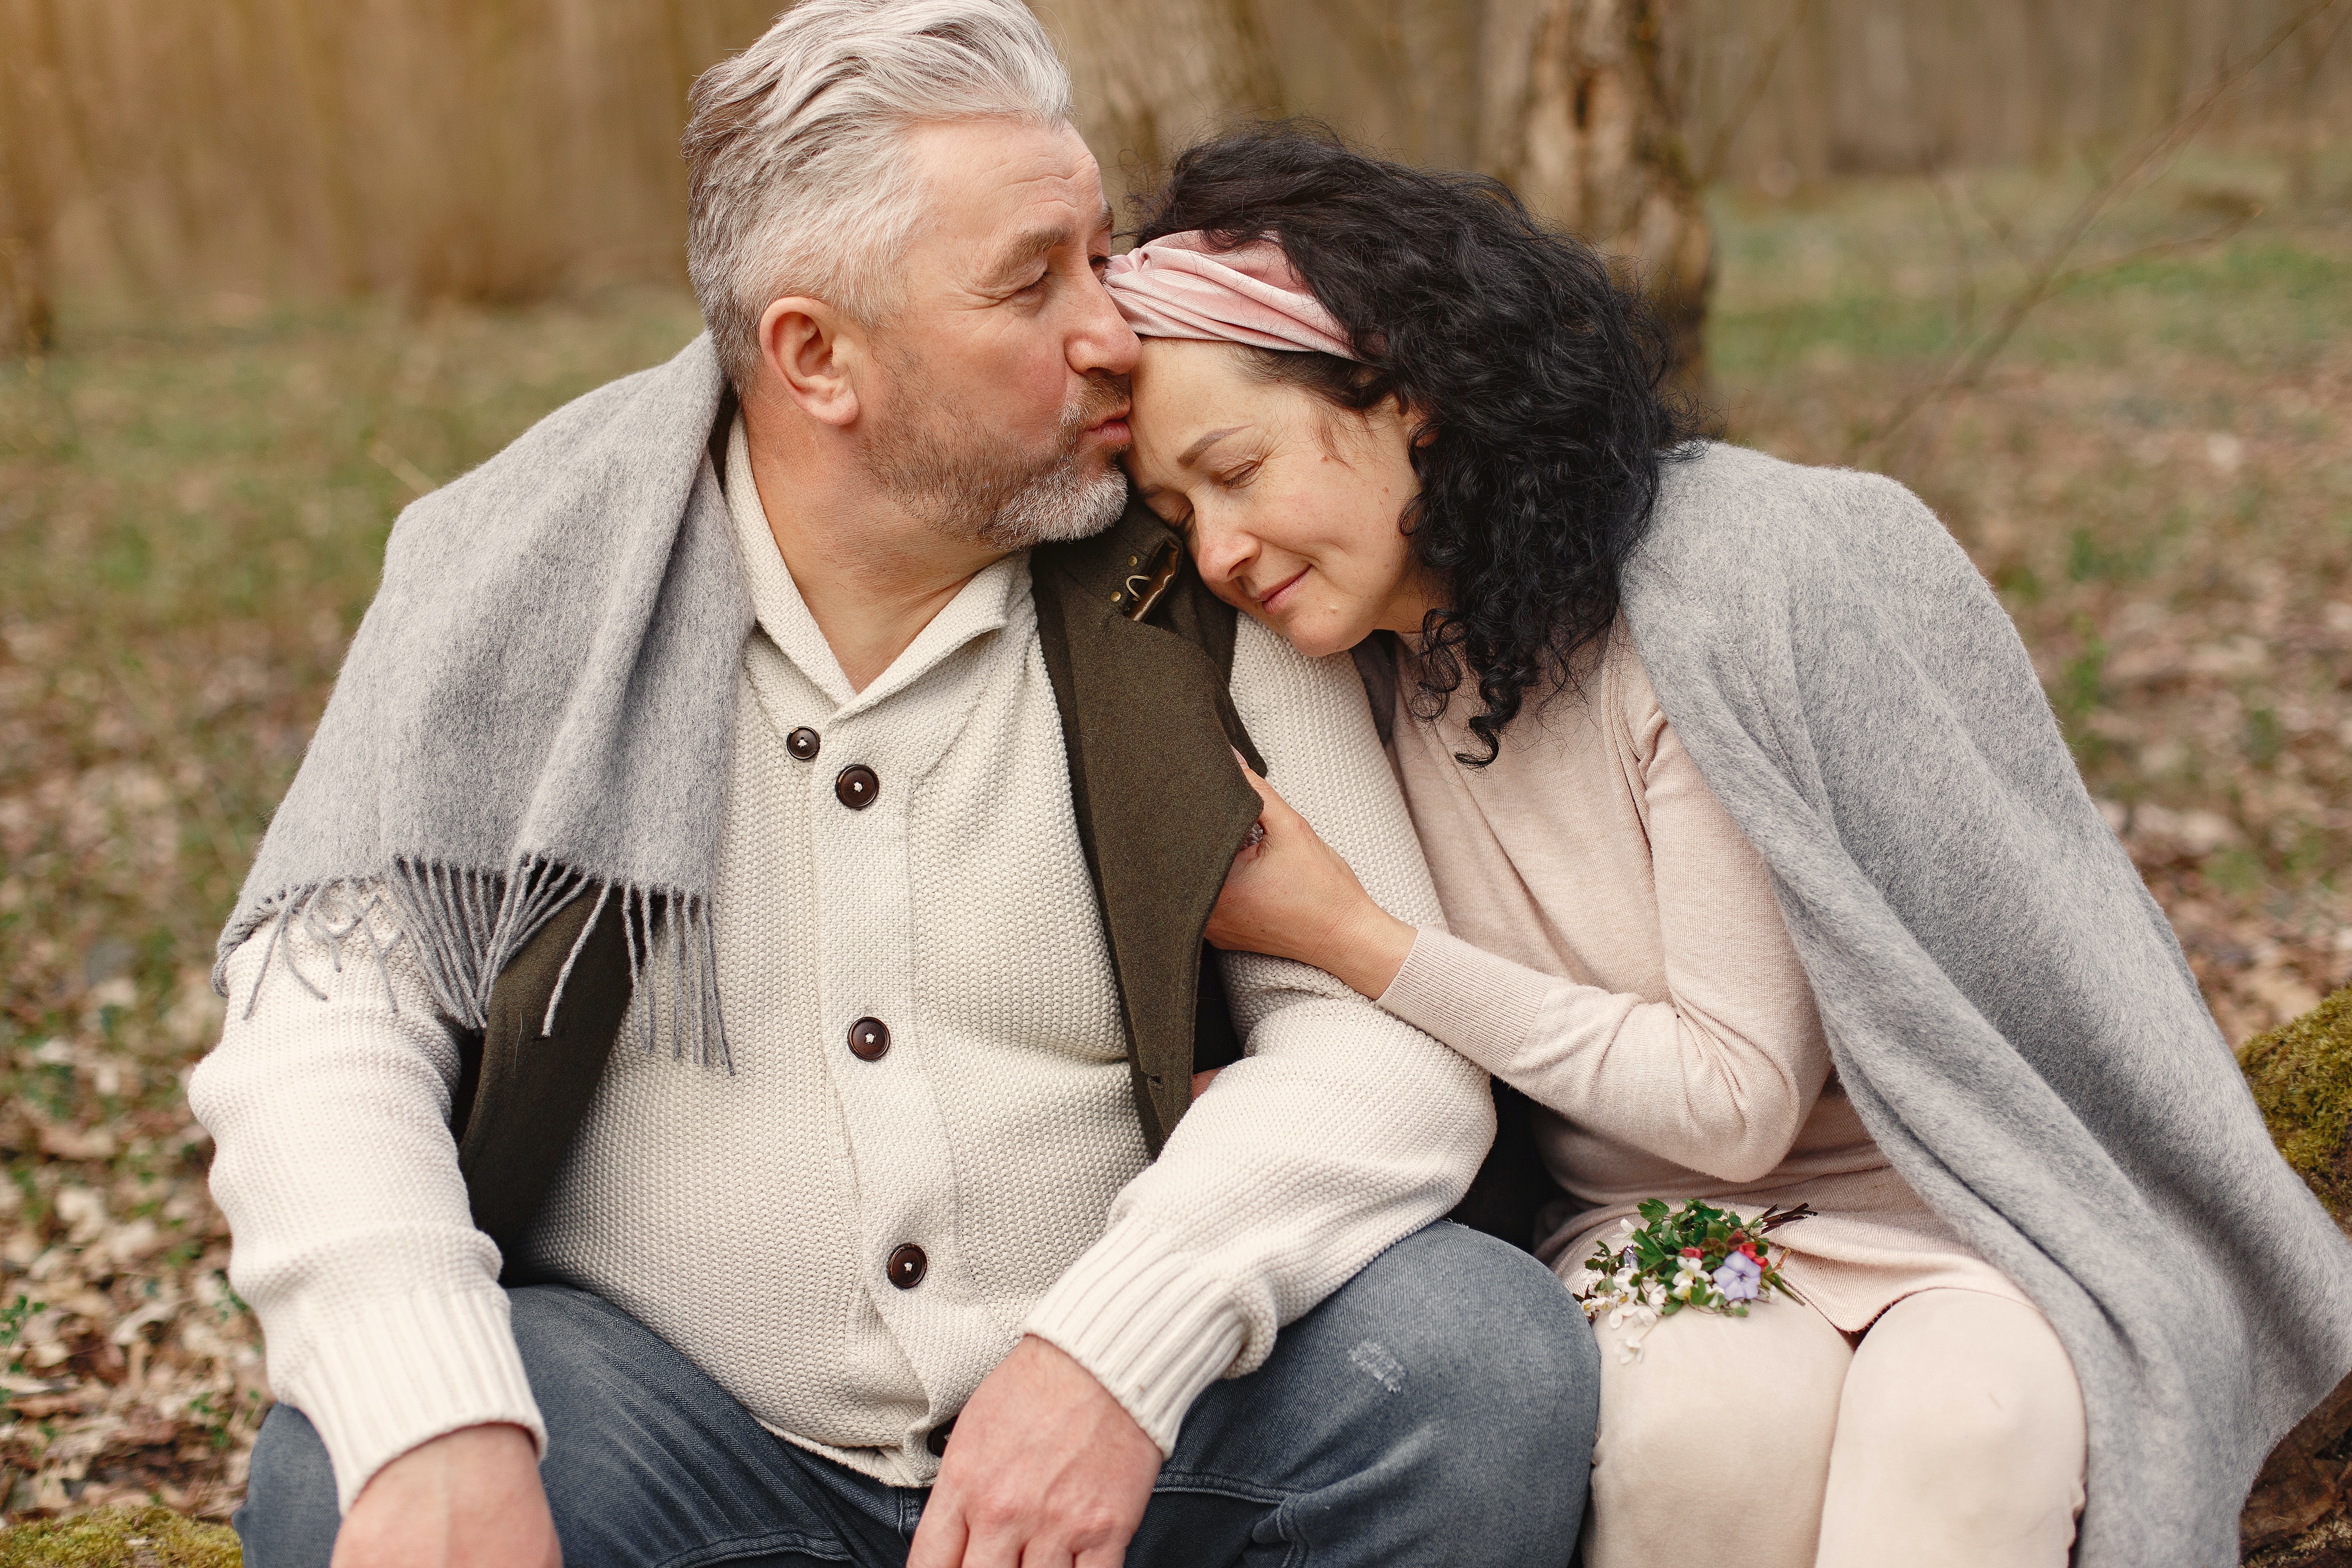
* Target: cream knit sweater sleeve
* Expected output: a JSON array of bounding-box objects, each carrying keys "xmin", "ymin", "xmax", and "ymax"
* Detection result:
[
  {"xmin": 1023, "ymin": 617, "xmax": 1493, "ymax": 1450},
  {"xmin": 187, "ymin": 891, "xmax": 543, "ymax": 1513}
]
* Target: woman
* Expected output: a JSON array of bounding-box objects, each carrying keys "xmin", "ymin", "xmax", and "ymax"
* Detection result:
[{"xmin": 1104, "ymin": 129, "xmax": 2352, "ymax": 1568}]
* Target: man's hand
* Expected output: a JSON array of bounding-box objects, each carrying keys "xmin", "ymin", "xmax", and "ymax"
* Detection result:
[
  {"xmin": 330, "ymin": 1423, "xmax": 559, "ymax": 1568},
  {"xmin": 909, "ymin": 1335, "xmax": 1162, "ymax": 1568}
]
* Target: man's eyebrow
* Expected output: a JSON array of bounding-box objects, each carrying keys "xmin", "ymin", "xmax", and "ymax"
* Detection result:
[
  {"xmin": 982, "ymin": 221, "xmax": 1077, "ymax": 283},
  {"xmin": 1179, "ymin": 426, "xmax": 1246, "ymax": 466}
]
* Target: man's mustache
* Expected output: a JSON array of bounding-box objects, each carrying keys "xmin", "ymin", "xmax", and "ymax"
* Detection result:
[{"xmin": 1063, "ymin": 373, "xmax": 1131, "ymax": 442}]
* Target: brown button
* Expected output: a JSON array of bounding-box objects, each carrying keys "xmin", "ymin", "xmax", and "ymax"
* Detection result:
[
  {"xmin": 835, "ymin": 764, "xmax": 879, "ymax": 809},
  {"xmin": 925, "ymin": 1418, "xmax": 956, "ymax": 1457},
  {"xmin": 848, "ymin": 1017, "xmax": 890, "ymax": 1062},
  {"xmin": 786, "ymin": 727, "xmax": 820, "ymax": 762},
  {"xmin": 887, "ymin": 1244, "xmax": 927, "ymax": 1290}
]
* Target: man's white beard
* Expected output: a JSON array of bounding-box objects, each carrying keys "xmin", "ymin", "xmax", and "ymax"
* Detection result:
[{"xmin": 859, "ymin": 367, "xmax": 1129, "ymax": 551}]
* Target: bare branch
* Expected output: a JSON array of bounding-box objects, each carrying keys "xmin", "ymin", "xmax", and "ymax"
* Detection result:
[
  {"xmin": 1844, "ymin": 0, "xmax": 2345, "ymax": 465},
  {"xmin": 1929, "ymin": 174, "xmax": 1979, "ymax": 341},
  {"xmin": 1696, "ymin": 0, "xmax": 1819, "ymax": 189}
]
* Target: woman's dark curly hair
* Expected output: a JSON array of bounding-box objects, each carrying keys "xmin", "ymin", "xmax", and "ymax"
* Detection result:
[{"xmin": 1134, "ymin": 125, "xmax": 1704, "ymax": 764}]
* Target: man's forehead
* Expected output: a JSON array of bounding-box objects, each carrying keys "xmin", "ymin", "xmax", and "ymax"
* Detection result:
[{"xmin": 902, "ymin": 119, "xmax": 1109, "ymax": 248}]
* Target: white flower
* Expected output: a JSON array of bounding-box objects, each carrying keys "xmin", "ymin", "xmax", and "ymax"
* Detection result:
[{"xmin": 1613, "ymin": 1302, "xmax": 1660, "ymax": 1362}]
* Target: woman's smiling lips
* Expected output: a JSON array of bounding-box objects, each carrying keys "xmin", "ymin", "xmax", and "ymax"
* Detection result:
[{"xmin": 1256, "ymin": 567, "xmax": 1310, "ymax": 614}]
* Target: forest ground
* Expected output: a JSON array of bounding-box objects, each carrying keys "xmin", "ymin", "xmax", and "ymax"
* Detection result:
[{"xmin": 1, "ymin": 137, "xmax": 2347, "ymax": 1532}]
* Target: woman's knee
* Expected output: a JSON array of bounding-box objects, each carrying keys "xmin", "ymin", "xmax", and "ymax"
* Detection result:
[
  {"xmin": 1833, "ymin": 1292, "xmax": 2086, "ymax": 1508},
  {"xmin": 1590, "ymin": 1301, "xmax": 1847, "ymax": 1483},
  {"xmin": 1582, "ymin": 1301, "xmax": 1849, "ymax": 1568}
]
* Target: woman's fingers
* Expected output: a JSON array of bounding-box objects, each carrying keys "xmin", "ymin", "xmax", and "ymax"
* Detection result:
[
  {"xmin": 1228, "ymin": 747, "xmax": 1308, "ymax": 835},
  {"xmin": 1230, "ymin": 746, "xmax": 1276, "ymax": 801}
]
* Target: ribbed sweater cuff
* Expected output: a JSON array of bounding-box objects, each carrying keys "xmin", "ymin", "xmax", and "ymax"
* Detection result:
[
  {"xmin": 1374, "ymin": 927, "xmax": 1548, "ymax": 1075},
  {"xmin": 1023, "ymin": 1225, "xmax": 1252, "ymax": 1456},
  {"xmin": 286, "ymin": 1287, "xmax": 545, "ymax": 1513}
]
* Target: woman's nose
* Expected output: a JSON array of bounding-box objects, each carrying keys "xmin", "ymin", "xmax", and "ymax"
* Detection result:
[{"xmin": 1190, "ymin": 516, "xmax": 1257, "ymax": 586}]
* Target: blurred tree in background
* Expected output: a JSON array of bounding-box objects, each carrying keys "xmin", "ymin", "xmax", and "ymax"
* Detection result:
[{"xmin": 3, "ymin": 0, "xmax": 2345, "ymax": 374}]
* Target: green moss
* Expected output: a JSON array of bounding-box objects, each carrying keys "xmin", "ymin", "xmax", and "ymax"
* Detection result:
[
  {"xmin": 2241, "ymin": 984, "xmax": 2352, "ymax": 1220},
  {"xmin": 0, "ymin": 1506, "xmax": 238, "ymax": 1568}
]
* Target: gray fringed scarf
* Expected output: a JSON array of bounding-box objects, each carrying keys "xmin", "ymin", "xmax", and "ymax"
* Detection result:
[
  {"xmin": 1624, "ymin": 442, "xmax": 2352, "ymax": 1568},
  {"xmin": 216, "ymin": 335, "xmax": 751, "ymax": 1065}
]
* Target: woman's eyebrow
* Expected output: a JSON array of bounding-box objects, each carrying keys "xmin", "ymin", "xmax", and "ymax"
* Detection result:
[{"xmin": 1180, "ymin": 426, "xmax": 1246, "ymax": 466}]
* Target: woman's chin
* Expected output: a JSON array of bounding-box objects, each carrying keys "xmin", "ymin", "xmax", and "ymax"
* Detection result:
[{"xmin": 1245, "ymin": 604, "xmax": 1355, "ymax": 662}]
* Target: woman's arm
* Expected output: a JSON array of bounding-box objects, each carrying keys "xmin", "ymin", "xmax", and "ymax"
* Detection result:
[{"xmin": 1207, "ymin": 699, "xmax": 1831, "ymax": 1185}]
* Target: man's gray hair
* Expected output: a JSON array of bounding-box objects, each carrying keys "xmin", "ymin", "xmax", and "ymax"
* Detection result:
[{"xmin": 684, "ymin": 0, "xmax": 1074, "ymax": 392}]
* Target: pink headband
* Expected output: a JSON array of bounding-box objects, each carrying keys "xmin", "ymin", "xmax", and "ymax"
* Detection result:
[{"xmin": 1102, "ymin": 232, "xmax": 1361, "ymax": 362}]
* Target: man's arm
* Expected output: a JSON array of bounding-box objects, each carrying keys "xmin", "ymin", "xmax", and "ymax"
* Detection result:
[
  {"xmin": 190, "ymin": 890, "xmax": 550, "ymax": 1548},
  {"xmin": 1024, "ymin": 613, "xmax": 1489, "ymax": 1439},
  {"xmin": 913, "ymin": 619, "xmax": 1487, "ymax": 1566}
]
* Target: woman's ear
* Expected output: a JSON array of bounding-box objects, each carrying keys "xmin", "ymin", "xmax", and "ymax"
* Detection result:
[{"xmin": 1384, "ymin": 393, "xmax": 1437, "ymax": 448}]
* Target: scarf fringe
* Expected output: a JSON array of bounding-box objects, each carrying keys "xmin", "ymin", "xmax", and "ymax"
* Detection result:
[{"xmin": 226, "ymin": 858, "xmax": 731, "ymax": 1071}]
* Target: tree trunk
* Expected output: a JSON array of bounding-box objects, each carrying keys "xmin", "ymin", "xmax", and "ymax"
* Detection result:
[
  {"xmin": 0, "ymin": 0, "xmax": 59, "ymax": 354},
  {"xmin": 1032, "ymin": 0, "xmax": 1283, "ymax": 225},
  {"xmin": 1248, "ymin": 0, "xmax": 1486, "ymax": 169},
  {"xmin": 1477, "ymin": 0, "xmax": 1713, "ymax": 390}
]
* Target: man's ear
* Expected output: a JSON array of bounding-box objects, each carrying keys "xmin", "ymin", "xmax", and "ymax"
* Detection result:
[{"xmin": 757, "ymin": 296, "xmax": 864, "ymax": 429}]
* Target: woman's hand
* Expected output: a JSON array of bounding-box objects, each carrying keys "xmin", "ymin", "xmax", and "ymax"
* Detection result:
[{"xmin": 1207, "ymin": 756, "xmax": 1418, "ymax": 1000}]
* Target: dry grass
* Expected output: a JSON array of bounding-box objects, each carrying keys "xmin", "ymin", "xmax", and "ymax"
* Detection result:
[
  {"xmin": 1713, "ymin": 136, "xmax": 2352, "ymax": 1046},
  {"xmin": 0, "ymin": 286, "xmax": 704, "ymax": 1518},
  {"xmin": 0, "ymin": 138, "xmax": 2346, "ymax": 1525}
]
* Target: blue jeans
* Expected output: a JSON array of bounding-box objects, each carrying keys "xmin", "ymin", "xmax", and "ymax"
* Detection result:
[{"xmin": 237, "ymin": 1222, "xmax": 1597, "ymax": 1567}]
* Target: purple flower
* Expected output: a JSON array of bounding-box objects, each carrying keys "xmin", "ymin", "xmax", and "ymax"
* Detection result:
[{"xmin": 1713, "ymin": 1252, "xmax": 1763, "ymax": 1302}]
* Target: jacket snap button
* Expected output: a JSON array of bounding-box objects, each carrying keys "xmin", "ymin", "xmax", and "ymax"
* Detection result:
[
  {"xmin": 786, "ymin": 727, "xmax": 821, "ymax": 761},
  {"xmin": 887, "ymin": 1244, "xmax": 927, "ymax": 1290},
  {"xmin": 835, "ymin": 764, "xmax": 879, "ymax": 809},
  {"xmin": 848, "ymin": 1017, "xmax": 890, "ymax": 1062}
]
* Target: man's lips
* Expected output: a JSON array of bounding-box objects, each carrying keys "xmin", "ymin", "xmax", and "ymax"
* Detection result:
[{"xmin": 1084, "ymin": 406, "xmax": 1132, "ymax": 447}]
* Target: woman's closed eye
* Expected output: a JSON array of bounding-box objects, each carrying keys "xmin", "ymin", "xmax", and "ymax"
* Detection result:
[{"xmin": 1142, "ymin": 495, "xmax": 1194, "ymax": 534}]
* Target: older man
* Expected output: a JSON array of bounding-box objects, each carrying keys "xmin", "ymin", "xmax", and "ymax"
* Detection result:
[{"xmin": 196, "ymin": 2, "xmax": 1597, "ymax": 1565}]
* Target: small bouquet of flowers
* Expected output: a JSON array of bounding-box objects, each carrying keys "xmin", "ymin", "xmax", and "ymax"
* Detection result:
[{"xmin": 1565, "ymin": 1198, "xmax": 1813, "ymax": 1362}]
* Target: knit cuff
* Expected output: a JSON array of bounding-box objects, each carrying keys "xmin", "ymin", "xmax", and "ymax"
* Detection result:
[
  {"xmin": 1023, "ymin": 1225, "xmax": 1254, "ymax": 1456},
  {"xmin": 1374, "ymin": 927, "xmax": 1549, "ymax": 1076},
  {"xmin": 282, "ymin": 1286, "xmax": 545, "ymax": 1513}
]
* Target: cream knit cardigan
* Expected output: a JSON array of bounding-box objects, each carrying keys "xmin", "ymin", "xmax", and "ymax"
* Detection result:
[{"xmin": 192, "ymin": 430, "xmax": 1490, "ymax": 1511}]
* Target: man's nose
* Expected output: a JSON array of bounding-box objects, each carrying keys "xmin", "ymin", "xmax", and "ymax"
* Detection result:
[{"xmin": 1071, "ymin": 268, "xmax": 1140, "ymax": 378}]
